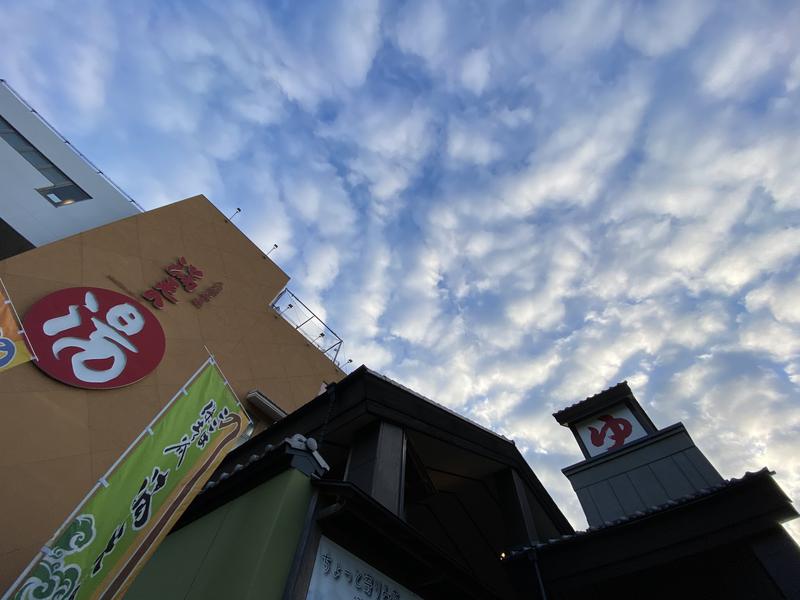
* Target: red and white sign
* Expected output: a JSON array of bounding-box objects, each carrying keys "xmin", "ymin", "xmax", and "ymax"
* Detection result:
[
  {"xmin": 575, "ymin": 405, "xmax": 647, "ymax": 457},
  {"xmin": 24, "ymin": 287, "xmax": 166, "ymax": 389}
]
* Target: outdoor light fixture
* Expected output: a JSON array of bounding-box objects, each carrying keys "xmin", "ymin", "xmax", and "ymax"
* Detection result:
[
  {"xmin": 224, "ymin": 207, "xmax": 241, "ymax": 223},
  {"xmin": 266, "ymin": 243, "xmax": 278, "ymax": 257}
]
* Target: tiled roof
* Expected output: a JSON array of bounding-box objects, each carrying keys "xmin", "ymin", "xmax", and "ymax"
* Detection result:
[
  {"xmin": 364, "ymin": 367, "xmax": 511, "ymax": 441},
  {"xmin": 551, "ymin": 381, "xmax": 631, "ymax": 424},
  {"xmin": 509, "ymin": 467, "xmax": 774, "ymax": 556},
  {"xmin": 200, "ymin": 433, "xmax": 328, "ymax": 493}
]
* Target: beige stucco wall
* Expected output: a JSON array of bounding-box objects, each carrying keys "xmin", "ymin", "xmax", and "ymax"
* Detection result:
[{"xmin": 0, "ymin": 195, "xmax": 343, "ymax": 588}]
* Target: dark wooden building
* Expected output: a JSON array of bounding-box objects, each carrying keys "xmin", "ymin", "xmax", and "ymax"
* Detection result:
[{"xmin": 126, "ymin": 372, "xmax": 800, "ymax": 599}]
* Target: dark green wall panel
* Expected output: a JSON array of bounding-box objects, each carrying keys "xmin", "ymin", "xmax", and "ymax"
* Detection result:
[{"xmin": 125, "ymin": 469, "xmax": 312, "ymax": 600}]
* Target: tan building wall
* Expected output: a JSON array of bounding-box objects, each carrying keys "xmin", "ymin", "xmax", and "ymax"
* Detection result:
[{"xmin": 0, "ymin": 195, "xmax": 344, "ymax": 588}]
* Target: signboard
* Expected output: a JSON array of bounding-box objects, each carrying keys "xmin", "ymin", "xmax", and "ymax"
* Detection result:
[
  {"xmin": 141, "ymin": 256, "xmax": 223, "ymax": 310},
  {"xmin": 23, "ymin": 287, "xmax": 166, "ymax": 389},
  {"xmin": 0, "ymin": 281, "xmax": 33, "ymax": 372},
  {"xmin": 306, "ymin": 536, "xmax": 422, "ymax": 600},
  {"xmin": 4, "ymin": 359, "xmax": 249, "ymax": 600},
  {"xmin": 575, "ymin": 404, "xmax": 648, "ymax": 457}
]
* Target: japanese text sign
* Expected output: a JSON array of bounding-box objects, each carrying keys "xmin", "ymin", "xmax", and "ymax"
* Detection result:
[
  {"xmin": 0, "ymin": 284, "xmax": 32, "ymax": 373},
  {"xmin": 306, "ymin": 536, "xmax": 422, "ymax": 600},
  {"xmin": 5, "ymin": 359, "xmax": 249, "ymax": 600},
  {"xmin": 23, "ymin": 287, "xmax": 165, "ymax": 389},
  {"xmin": 142, "ymin": 257, "xmax": 206, "ymax": 310},
  {"xmin": 576, "ymin": 404, "xmax": 648, "ymax": 457},
  {"xmin": 190, "ymin": 282, "xmax": 223, "ymax": 308}
]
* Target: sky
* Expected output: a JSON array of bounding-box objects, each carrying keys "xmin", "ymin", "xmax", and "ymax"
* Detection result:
[{"xmin": 3, "ymin": 0, "xmax": 800, "ymax": 536}]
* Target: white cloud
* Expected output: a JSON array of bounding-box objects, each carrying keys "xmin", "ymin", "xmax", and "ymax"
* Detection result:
[
  {"xmin": 394, "ymin": 0, "xmax": 447, "ymax": 66},
  {"xmin": 746, "ymin": 278, "xmax": 800, "ymax": 324},
  {"xmin": 497, "ymin": 76, "xmax": 649, "ymax": 217},
  {"xmin": 257, "ymin": 1, "xmax": 381, "ymax": 108},
  {"xmin": 705, "ymin": 228, "xmax": 800, "ymax": 293},
  {"xmin": 696, "ymin": 30, "xmax": 779, "ymax": 100},
  {"xmin": 229, "ymin": 84, "xmax": 286, "ymax": 126},
  {"xmin": 280, "ymin": 161, "xmax": 356, "ymax": 238},
  {"xmin": 0, "ymin": 1, "xmax": 117, "ymax": 130},
  {"xmin": 624, "ymin": 0, "xmax": 713, "ymax": 57},
  {"xmin": 326, "ymin": 1, "xmax": 383, "ymax": 89},
  {"xmin": 534, "ymin": 0, "xmax": 624, "ymax": 63},
  {"xmin": 323, "ymin": 99, "xmax": 434, "ymax": 207},
  {"xmin": 787, "ymin": 55, "xmax": 800, "ymax": 93},
  {"xmin": 738, "ymin": 315, "xmax": 800, "ymax": 362},
  {"xmin": 447, "ymin": 119, "xmax": 501, "ymax": 165},
  {"xmin": 659, "ymin": 356, "xmax": 800, "ymax": 530},
  {"xmin": 693, "ymin": 9, "xmax": 799, "ymax": 101},
  {"xmin": 387, "ymin": 246, "xmax": 445, "ymax": 345},
  {"xmin": 460, "ymin": 48, "xmax": 491, "ymax": 94},
  {"xmin": 299, "ymin": 240, "xmax": 342, "ymax": 302}
]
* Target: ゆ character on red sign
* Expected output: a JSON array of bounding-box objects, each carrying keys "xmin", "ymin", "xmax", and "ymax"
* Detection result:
[
  {"xmin": 23, "ymin": 287, "xmax": 166, "ymax": 389},
  {"xmin": 589, "ymin": 415, "xmax": 633, "ymax": 449}
]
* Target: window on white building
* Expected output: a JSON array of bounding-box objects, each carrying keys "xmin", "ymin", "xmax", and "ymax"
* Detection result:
[{"xmin": 0, "ymin": 116, "xmax": 91, "ymax": 207}]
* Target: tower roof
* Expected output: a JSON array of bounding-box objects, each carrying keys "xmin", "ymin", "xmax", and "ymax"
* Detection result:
[{"xmin": 553, "ymin": 381, "xmax": 655, "ymax": 432}]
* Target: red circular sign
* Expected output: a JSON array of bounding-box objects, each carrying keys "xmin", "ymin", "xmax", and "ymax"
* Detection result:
[{"xmin": 24, "ymin": 287, "xmax": 166, "ymax": 389}]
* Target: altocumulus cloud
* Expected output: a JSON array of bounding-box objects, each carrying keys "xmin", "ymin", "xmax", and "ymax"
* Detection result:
[{"xmin": 2, "ymin": 0, "xmax": 800, "ymax": 537}]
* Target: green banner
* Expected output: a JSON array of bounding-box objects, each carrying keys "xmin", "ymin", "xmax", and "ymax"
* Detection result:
[{"xmin": 5, "ymin": 359, "xmax": 249, "ymax": 600}]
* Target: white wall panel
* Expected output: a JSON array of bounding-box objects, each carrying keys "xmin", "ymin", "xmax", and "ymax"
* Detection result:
[{"xmin": 0, "ymin": 83, "xmax": 139, "ymax": 247}]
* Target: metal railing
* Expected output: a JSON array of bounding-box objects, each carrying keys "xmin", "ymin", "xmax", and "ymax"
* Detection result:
[{"xmin": 270, "ymin": 288, "xmax": 345, "ymax": 366}]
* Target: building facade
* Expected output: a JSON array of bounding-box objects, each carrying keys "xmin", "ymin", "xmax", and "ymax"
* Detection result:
[
  {"xmin": 0, "ymin": 84, "xmax": 351, "ymax": 593},
  {"xmin": 126, "ymin": 375, "xmax": 800, "ymax": 599},
  {"xmin": 0, "ymin": 80, "xmax": 140, "ymax": 261},
  {"xmin": 126, "ymin": 368, "xmax": 574, "ymax": 599},
  {"xmin": 511, "ymin": 383, "xmax": 800, "ymax": 598},
  {"xmin": 0, "ymin": 195, "xmax": 346, "ymax": 588}
]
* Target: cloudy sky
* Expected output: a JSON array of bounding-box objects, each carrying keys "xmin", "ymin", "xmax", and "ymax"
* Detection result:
[{"xmin": 3, "ymin": 0, "xmax": 800, "ymax": 536}]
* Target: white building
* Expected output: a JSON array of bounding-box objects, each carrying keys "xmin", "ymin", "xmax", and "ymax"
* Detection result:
[{"xmin": 0, "ymin": 80, "xmax": 140, "ymax": 260}]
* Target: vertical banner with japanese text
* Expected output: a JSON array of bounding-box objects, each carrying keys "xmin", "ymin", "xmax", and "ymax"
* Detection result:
[
  {"xmin": 3, "ymin": 359, "xmax": 250, "ymax": 600},
  {"xmin": 0, "ymin": 280, "xmax": 33, "ymax": 373}
]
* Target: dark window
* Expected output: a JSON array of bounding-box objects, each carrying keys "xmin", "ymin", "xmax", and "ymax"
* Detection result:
[
  {"xmin": 0, "ymin": 217, "xmax": 34, "ymax": 260},
  {"xmin": 39, "ymin": 183, "xmax": 91, "ymax": 206},
  {"xmin": 0, "ymin": 116, "xmax": 92, "ymax": 207},
  {"xmin": 0, "ymin": 130, "xmax": 35, "ymax": 152},
  {"xmin": 38, "ymin": 166, "xmax": 71, "ymax": 185}
]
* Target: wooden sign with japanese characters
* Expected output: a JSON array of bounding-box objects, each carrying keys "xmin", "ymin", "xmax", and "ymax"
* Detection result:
[
  {"xmin": 142, "ymin": 257, "xmax": 223, "ymax": 310},
  {"xmin": 307, "ymin": 536, "xmax": 422, "ymax": 600}
]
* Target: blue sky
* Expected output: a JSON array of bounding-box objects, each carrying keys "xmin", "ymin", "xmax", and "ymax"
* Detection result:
[{"xmin": 3, "ymin": 0, "xmax": 800, "ymax": 534}]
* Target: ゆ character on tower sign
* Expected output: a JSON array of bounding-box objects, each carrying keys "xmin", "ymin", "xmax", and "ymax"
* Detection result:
[{"xmin": 589, "ymin": 414, "xmax": 633, "ymax": 449}]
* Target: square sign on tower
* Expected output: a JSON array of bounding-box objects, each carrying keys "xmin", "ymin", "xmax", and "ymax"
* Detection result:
[
  {"xmin": 554, "ymin": 382, "xmax": 726, "ymax": 529},
  {"xmin": 553, "ymin": 382, "xmax": 657, "ymax": 460}
]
